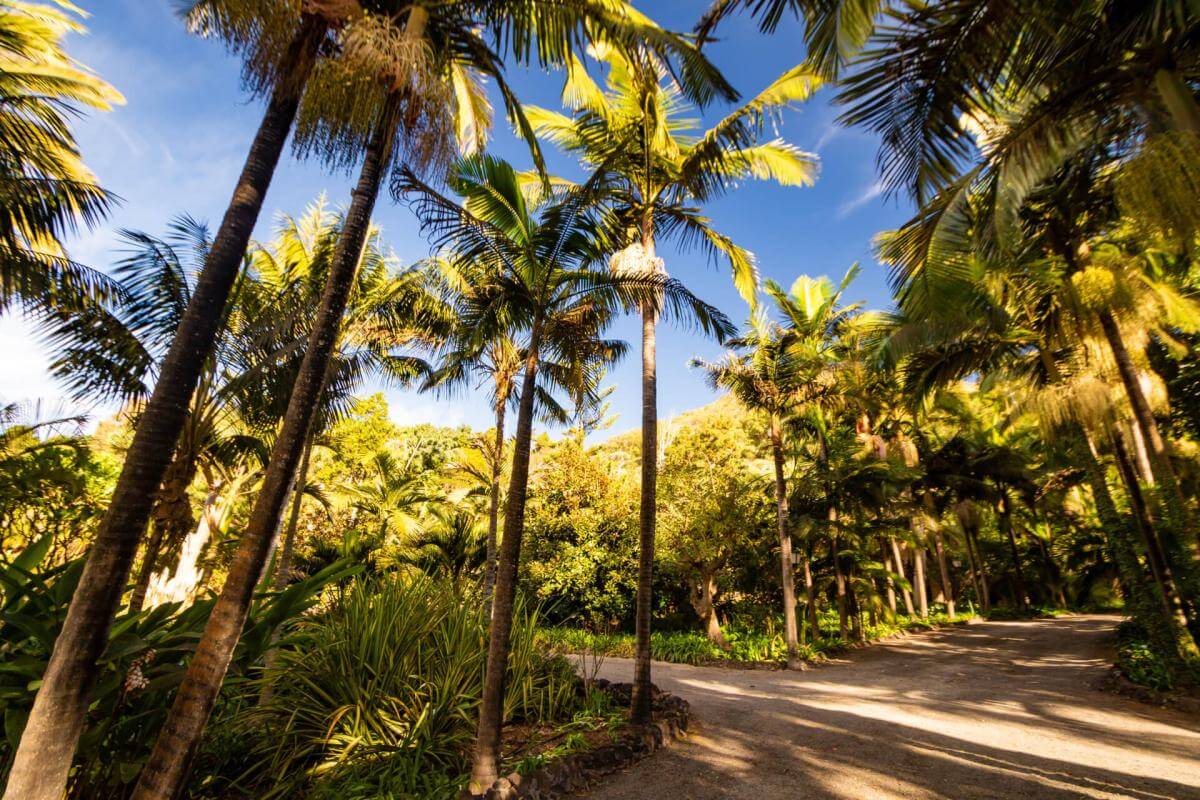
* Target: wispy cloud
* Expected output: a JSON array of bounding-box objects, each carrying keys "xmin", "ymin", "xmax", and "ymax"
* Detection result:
[{"xmin": 837, "ymin": 179, "xmax": 885, "ymax": 219}]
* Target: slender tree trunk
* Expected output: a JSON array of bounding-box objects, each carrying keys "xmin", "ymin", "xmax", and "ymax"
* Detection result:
[
  {"xmin": 960, "ymin": 517, "xmax": 984, "ymax": 611},
  {"xmin": 484, "ymin": 400, "xmax": 506, "ymax": 610},
  {"xmin": 831, "ymin": 510, "xmax": 848, "ymax": 639},
  {"xmin": 275, "ymin": 436, "xmax": 313, "ymax": 592},
  {"xmin": 967, "ymin": 525, "xmax": 991, "ymax": 612},
  {"xmin": 1113, "ymin": 429, "xmax": 1197, "ymax": 635},
  {"xmin": 881, "ymin": 539, "xmax": 897, "ymax": 615},
  {"xmin": 132, "ymin": 88, "xmax": 401, "ymax": 800},
  {"xmin": 803, "ymin": 543, "xmax": 818, "ymax": 641},
  {"xmin": 1098, "ymin": 310, "xmax": 1196, "ymax": 559},
  {"xmin": 890, "ymin": 538, "xmax": 915, "ymax": 616},
  {"xmin": 998, "ymin": 495, "xmax": 1028, "ymax": 609},
  {"xmin": 1154, "ymin": 68, "xmax": 1200, "ymax": 134},
  {"xmin": 258, "ymin": 436, "xmax": 315, "ymax": 705},
  {"xmin": 1127, "ymin": 420, "xmax": 1155, "ymax": 486},
  {"xmin": 912, "ymin": 522, "xmax": 931, "ymax": 623},
  {"xmin": 3, "ymin": 19, "xmax": 326, "ymax": 799},
  {"xmin": 689, "ymin": 568, "xmax": 727, "ymax": 649},
  {"xmin": 933, "ymin": 532, "xmax": 955, "ymax": 618},
  {"xmin": 1081, "ymin": 429, "xmax": 1195, "ymax": 664},
  {"xmin": 922, "ymin": 493, "xmax": 954, "ymax": 617},
  {"xmin": 470, "ymin": 324, "xmax": 542, "ymax": 793},
  {"xmin": 770, "ymin": 420, "xmax": 801, "ymax": 667},
  {"xmin": 631, "ymin": 224, "xmax": 659, "ymax": 727}
]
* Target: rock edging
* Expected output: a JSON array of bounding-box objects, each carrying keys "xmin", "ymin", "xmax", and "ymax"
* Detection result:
[{"xmin": 476, "ymin": 680, "xmax": 690, "ymax": 800}]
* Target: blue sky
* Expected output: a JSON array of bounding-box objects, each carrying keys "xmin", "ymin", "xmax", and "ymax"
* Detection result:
[{"xmin": 0, "ymin": 0, "xmax": 913, "ymax": 439}]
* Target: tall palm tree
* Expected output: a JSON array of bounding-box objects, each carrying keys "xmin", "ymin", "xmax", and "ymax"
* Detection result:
[
  {"xmin": 4, "ymin": 6, "xmax": 337, "ymax": 789},
  {"xmin": 399, "ymin": 153, "xmax": 733, "ymax": 793},
  {"xmin": 529, "ymin": 43, "xmax": 818, "ymax": 723},
  {"xmin": 694, "ymin": 309, "xmax": 809, "ymax": 668},
  {"xmin": 423, "ymin": 257, "xmax": 625, "ymax": 605},
  {"xmin": 0, "ymin": 0, "xmax": 123, "ymax": 317}
]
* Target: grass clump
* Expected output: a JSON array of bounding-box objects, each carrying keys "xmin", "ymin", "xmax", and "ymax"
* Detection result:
[{"xmin": 230, "ymin": 576, "xmax": 581, "ymax": 799}]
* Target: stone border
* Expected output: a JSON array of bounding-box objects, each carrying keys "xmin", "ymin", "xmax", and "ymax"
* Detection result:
[
  {"xmin": 476, "ymin": 680, "xmax": 690, "ymax": 800},
  {"xmin": 1096, "ymin": 665, "xmax": 1200, "ymax": 715}
]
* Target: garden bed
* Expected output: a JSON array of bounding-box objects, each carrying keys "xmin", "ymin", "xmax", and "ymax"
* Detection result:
[
  {"xmin": 474, "ymin": 681, "xmax": 690, "ymax": 800},
  {"xmin": 540, "ymin": 610, "xmax": 980, "ymax": 670}
]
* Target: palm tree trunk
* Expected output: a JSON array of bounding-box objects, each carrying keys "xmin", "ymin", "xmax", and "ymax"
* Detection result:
[
  {"xmin": 131, "ymin": 89, "xmax": 401, "ymax": 800},
  {"xmin": 913, "ymin": 540, "xmax": 929, "ymax": 619},
  {"xmin": 890, "ymin": 537, "xmax": 915, "ymax": 615},
  {"xmin": 631, "ymin": 225, "xmax": 659, "ymax": 727},
  {"xmin": 1127, "ymin": 420, "xmax": 1155, "ymax": 485},
  {"xmin": 2, "ymin": 18, "xmax": 326, "ymax": 799},
  {"xmin": 484, "ymin": 400, "xmax": 506, "ymax": 609},
  {"xmin": 1154, "ymin": 68, "xmax": 1200, "ymax": 134},
  {"xmin": 274, "ymin": 436, "xmax": 313, "ymax": 594},
  {"xmin": 470, "ymin": 323, "xmax": 542, "ymax": 793},
  {"xmin": 1097, "ymin": 310, "xmax": 1196, "ymax": 558},
  {"xmin": 803, "ymin": 543, "xmax": 818, "ymax": 641},
  {"xmin": 922, "ymin": 493, "xmax": 954, "ymax": 617},
  {"xmin": 881, "ymin": 539, "xmax": 897, "ymax": 615},
  {"xmin": 831, "ymin": 511, "xmax": 849, "ymax": 639},
  {"xmin": 933, "ymin": 532, "xmax": 955, "ymax": 618},
  {"xmin": 1081, "ymin": 429, "xmax": 1196, "ymax": 664},
  {"xmin": 1112, "ymin": 428, "xmax": 1196, "ymax": 635},
  {"xmin": 770, "ymin": 419, "xmax": 801, "ymax": 667},
  {"xmin": 968, "ymin": 525, "xmax": 991, "ymax": 613},
  {"xmin": 258, "ymin": 436, "xmax": 315, "ymax": 705},
  {"xmin": 998, "ymin": 495, "xmax": 1028, "ymax": 609}
]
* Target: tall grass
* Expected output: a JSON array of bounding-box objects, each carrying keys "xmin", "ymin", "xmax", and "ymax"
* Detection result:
[{"xmin": 238, "ymin": 576, "xmax": 578, "ymax": 799}]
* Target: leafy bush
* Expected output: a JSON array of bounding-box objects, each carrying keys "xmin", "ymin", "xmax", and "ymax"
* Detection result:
[
  {"xmin": 0, "ymin": 535, "xmax": 353, "ymax": 800},
  {"xmin": 235, "ymin": 576, "xmax": 581, "ymax": 799},
  {"xmin": 1115, "ymin": 619, "xmax": 1178, "ymax": 692}
]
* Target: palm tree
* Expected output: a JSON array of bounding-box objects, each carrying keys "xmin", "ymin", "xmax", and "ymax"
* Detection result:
[
  {"xmin": 37, "ymin": 216, "xmax": 279, "ymax": 614},
  {"xmin": 399, "ymin": 504, "xmax": 487, "ymax": 586},
  {"xmin": 399, "ymin": 153, "xmax": 732, "ymax": 793},
  {"xmin": 694, "ymin": 310, "xmax": 809, "ymax": 667},
  {"xmin": 4, "ymin": 6, "xmax": 337, "ymax": 789},
  {"xmin": 530, "ymin": 43, "xmax": 818, "ymax": 723},
  {"xmin": 423, "ymin": 256, "xmax": 625, "ymax": 605},
  {"xmin": 0, "ymin": 0, "xmax": 123, "ymax": 317}
]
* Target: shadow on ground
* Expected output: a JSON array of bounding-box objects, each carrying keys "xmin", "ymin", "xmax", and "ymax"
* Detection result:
[{"xmin": 582, "ymin": 616, "xmax": 1200, "ymax": 800}]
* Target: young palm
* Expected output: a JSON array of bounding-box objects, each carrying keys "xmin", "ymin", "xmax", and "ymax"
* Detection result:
[
  {"xmin": 0, "ymin": 0, "xmax": 123, "ymax": 317},
  {"xmin": 398, "ymin": 153, "xmax": 733, "ymax": 793},
  {"xmin": 693, "ymin": 310, "xmax": 809, "ymax": 667},
  {"xmin": 37, "ymin": 217, "xmax": 270, "ymax": 614},
  {"xmin": 423, "ymin": 257, "xmax": 626, "ymax": 604},
  {"xmin": 529, "ymin": 43, "xmax": 819, "ymax": 722}
]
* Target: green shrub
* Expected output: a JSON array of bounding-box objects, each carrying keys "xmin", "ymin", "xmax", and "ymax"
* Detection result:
[
  {"xmin": 239, "ymin": 576, "xmax": 580, "ymax": 799},
  {"xmin": 0, "ymin": 535, "xmax": 353, "ymax": 800}
]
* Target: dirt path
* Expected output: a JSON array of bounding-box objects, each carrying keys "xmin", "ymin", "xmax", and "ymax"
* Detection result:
[{"xmin": 583, "ymin": 615, "xmax": 1200, "ymax": 799}]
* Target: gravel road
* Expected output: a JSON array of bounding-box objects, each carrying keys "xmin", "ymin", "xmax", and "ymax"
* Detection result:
[{"xmin": 583, "ymin": 615, "xmax": 1200, "ymax": 799}]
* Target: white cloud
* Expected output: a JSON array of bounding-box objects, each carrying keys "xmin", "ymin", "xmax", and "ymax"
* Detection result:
[{"xmin": 837, "ymin": 179, "xmax": 886, "ymax": 219}]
